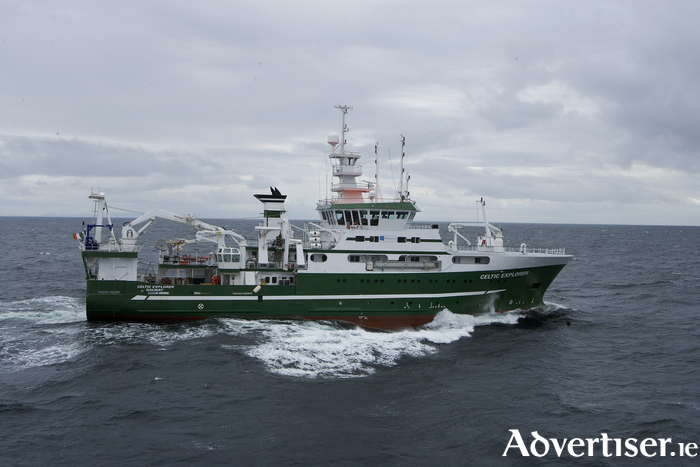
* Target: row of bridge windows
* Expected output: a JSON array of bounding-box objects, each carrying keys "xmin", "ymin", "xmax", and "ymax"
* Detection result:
[{"xmin": 320, "ymin": 209, "xmax": 415, "ymax": 226}]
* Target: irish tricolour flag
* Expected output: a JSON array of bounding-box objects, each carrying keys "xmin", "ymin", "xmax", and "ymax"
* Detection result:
[{"xmin": 72, "ymin": 231, "xmax": 85, "ymax": 240}]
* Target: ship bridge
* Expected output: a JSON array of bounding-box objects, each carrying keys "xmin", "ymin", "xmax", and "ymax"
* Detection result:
[{"xmin": 317, "ymin": 105, "xmax": 418, "ymax": 232}]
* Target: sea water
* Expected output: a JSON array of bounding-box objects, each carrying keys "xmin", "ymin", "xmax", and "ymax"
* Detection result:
[{"xmin": 1, "ymin": 218, "xmax": 699, "ymax": 465}]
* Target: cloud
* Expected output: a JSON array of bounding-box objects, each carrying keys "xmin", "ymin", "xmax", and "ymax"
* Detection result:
[{"xmin": 1, "ymin": 1, "xmax": 699, "ymax": 225}]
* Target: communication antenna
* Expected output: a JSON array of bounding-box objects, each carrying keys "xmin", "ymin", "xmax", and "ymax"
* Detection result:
[
  {"xmin": 399, "ymin": 135, "xmax": 406, "ymax": 201},
  {"xmin": 374, "ymin": 142, "xmax": 382, "ymax": 200},
  {"xmin": 334, "ymin": 105, "xmax": 352, "ymax": 154}
]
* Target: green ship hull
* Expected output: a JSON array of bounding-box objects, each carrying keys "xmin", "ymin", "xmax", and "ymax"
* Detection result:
[{"xmin": 86, "ymin": 264, "xmax": 566, "ymax": 330}]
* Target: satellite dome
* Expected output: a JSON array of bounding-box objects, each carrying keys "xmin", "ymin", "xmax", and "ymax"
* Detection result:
[{"xmin": 327, "ymin": 132, "xmax": 340, "ymax": 146}]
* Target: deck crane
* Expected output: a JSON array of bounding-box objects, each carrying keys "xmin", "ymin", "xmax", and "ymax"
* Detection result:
[{"xmin": 119, "ymin": 208, "xmax": 247, "ymax": 252}]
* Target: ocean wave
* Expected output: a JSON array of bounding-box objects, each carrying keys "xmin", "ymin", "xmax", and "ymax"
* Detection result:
[
  {"xmin": 85, "ymin": 323, "xmax": 219, "ymax": 347},
  {"xmin": 0, "ymin": 296, "xmax": 85, "ymax": 325},
  {"xmin": 0, "ymin": 304, "xmax": 529, "ymax": 377},
  {"xmin": 236, "ymin": 309, "xmax": 524, "ymax": 379},
  {"xmin": 0, "ymin": 338, "xmax": 86, "ymax": 373}
]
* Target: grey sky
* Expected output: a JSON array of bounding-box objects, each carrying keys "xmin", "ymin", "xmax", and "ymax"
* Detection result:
[{"xmin": 1, "ymin": 0, "xmax": 699, "ymax": 225}]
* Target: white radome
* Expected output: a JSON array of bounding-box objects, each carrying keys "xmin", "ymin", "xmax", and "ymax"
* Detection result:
[{"xmin": 327, "ymin": 132, "xmax": 340, "ymax": 146}]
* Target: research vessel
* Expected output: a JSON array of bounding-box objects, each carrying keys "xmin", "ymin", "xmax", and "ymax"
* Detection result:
[{"xmin": 78, "ymin": 106, "xmax": 571, "ymax": 330}]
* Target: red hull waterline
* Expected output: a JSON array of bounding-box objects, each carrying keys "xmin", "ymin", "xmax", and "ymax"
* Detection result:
[{"xmin": 86, "ymin": 312, "xmax": 441, "ymax": 331}]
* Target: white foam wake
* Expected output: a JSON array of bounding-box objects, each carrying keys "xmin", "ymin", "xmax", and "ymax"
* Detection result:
[
  {"xmin": 0, "ymin": 296, "xmax": 85, "ymax": 324},
  {"xmin": 0, "ymin": 300, "xmax": 528, "ymax": 377},
  {"xmin": 233, "ymin": 309, "xmax": 524, "ymax": 379}
]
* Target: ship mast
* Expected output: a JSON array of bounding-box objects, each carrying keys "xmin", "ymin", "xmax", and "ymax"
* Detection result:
[
  {"xmin": 327, "ymin": 105, "xmax": 369, "ymax": 203},
  {"xmin": 373, "ymin": 142, "xmax": 382, "ymax": 200},
  {"xmin": 397, "ymin": 135, "xmax": 410, "ymax": 201},
  {"xmin": 336, "ymin": 104, "xmax": 351, "ymax": 154}
]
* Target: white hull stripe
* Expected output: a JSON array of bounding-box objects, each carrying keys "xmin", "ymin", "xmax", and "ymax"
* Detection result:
[{"xmin": 131, "ymin": 289, "xmax": 507, "ymax": 302}]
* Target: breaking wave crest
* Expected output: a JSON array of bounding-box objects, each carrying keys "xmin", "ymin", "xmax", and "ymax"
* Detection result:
[
  {"xmin": 0, "ymin": 298, "xmax": 531, "ymax": 378},
  {"xmin": 237, "ymin": 309, "xmax": 524, "ymax": 379},
  {"xmin": 0, "ymin": 296, "xmax": 87, "ymax": 373},
  {"xmin": 0, "ymin": 296, "xmax": 85, "ymax": 325}
]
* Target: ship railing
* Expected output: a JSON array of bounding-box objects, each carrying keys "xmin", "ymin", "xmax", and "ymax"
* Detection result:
[
  {"xmin": 317, "ymin": 197, "xmax": 417, "ymax": 205},
  {"xmin": 303, "ymin": 242, "xmax": 333, "ymax": 250},
  {"xmin": 256, "ymin": 262, "xmax": 307, "ymax": 270},
  {"xmin": 453, "ymin": 244, "xmax": 567, "ymax": 255},
  {"xmin": 332, "ymin": 165, "xmax": 363, "ymax": 175},
  {"xmin": 409, "ymin": 224, "xmax": 440, "ymax": 230},
  {"xmin": 330, "ymin": 181, "xmax": 371, "ymax": 191},
  {"xmin": 159, "ymin": 255, "xmax": 214, "ymax": 266},
  {"xmin": 82, "ymin": 241, "xmax": 143, "ymax": 253}
]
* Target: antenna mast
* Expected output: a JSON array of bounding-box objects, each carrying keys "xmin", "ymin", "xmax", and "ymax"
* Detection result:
[
  {"xmin": 334, "ymin": 105, "xmax": 352, "ymax": 154},
  {"xmin": 374, "ymin": 142, "xmax": 383, "ymax": 200},
  {"xmin": 399, "ymin": 135, "xmax": 406, "ymax": 201}
]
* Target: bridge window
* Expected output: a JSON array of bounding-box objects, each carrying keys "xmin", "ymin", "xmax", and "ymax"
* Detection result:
[
  {"xmin": 335, "ymin": 211, "xmax": 345, "ymax": 225},
  {"xmin": 369, "ymin": 211, "xmax": 380, "ymax": 226},
  {"xmin": 360, "ymin": 210, "xmax": 369, "ymax": 225},
  {"xmin": 217, "ymin": 248, "xmax": 240, "ymax": 263}
]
